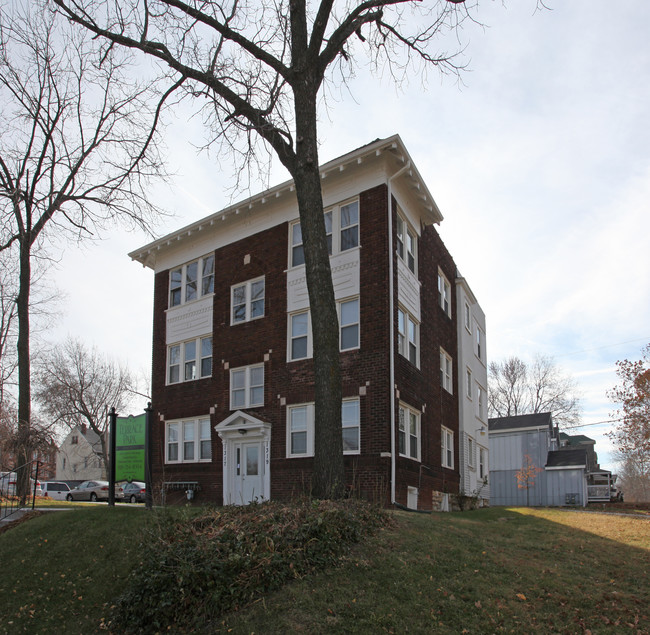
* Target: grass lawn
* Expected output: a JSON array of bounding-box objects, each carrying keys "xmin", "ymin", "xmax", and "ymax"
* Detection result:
[{"xmin": 0, "ymin": 505, "xmax": 648, "ymax": 634}]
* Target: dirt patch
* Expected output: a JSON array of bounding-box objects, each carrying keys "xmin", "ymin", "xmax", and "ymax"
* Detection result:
[{"xmin": 0, "ymin": 510, "xmax": 44, "ymax": 535}]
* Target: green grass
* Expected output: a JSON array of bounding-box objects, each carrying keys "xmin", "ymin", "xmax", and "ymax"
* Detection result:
[{"xmin": 0, "ymin": 506, "xmax": 648, "ymax": 634}]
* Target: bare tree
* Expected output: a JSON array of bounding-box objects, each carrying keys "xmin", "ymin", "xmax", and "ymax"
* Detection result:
[
  {"xmin": 489, "ymin": 355, "xmax": 582, "ymax": 429},
  {"xmin": 0, "ymin": 1, "xmax": 175, "ymax": 500},
  {"xmin": 53, "ymin": 0, "xmax": 478, "ymax": 497},
  {"xmin": 34, "ymin": 337, "xmax": 136, "ymax": 475},
  {"xmin": 608, "ymin": 343, "xmax": 650, "ymax": 501}
]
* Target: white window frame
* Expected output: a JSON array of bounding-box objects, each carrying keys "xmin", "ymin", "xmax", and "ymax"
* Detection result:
[
  {"xmin": 476, "ymin": 383, "xmax": 486, "ymax": 422},
  {"xmin": 441, "ymin": 426, "xmax": 454, "ymax": 469},
  {"xmin": 466, "ymin": 367, "xmax": 473, "ymax": 399},
  {"xmin": 438, "ymin": 269, "xmax": 451, "ymax": 318},
  {"xmin": 230, "ymin": 364, "xmax": 264, "ymax": 409},
  {"xmin": 440, "ymin": 348, "xmax": 453, "ymax": 394},
  {"xmin": 468, "ymin": 436, "xmax": 475, "ymax": 468},
  {"xmin": 464, "ymin": 301, "xmax": 471, "ymax": 333},
  {"xmin": 396, "ymin": 213, "xmax": 417, "ymax": 274},
  {"xmin": 288, "ymin": 297, "xmax": 360, "ymax": 361},
  {"xmin": 231, "ymin": 277, "xmax": 265, "ymax": 324},
  {"xmin": 289, "ymin": 199, "xmax": 359, "ymax": 268},
  {"xmin": 167, "ymin": 336, "xmax": 212, "ymax": 385},
  {"xmin": 397, "ymin": 306, "xmax": 419, "ymax": 367},
  {"xmin": 286, "ymin": 399, "xmax": 361, "ymax": 457},
  {"xmin": 398, "ymin": 403, "xmax": 421, "ymax": 461},
  {"xmin": 476, "ymin": 325, "xmax": 485, "ymax": 362},
  {"xmin": 339, "ymin": 297, "xmax": 360, "ymax": 351},
  {"xmin": 165, "ymin": 418, "xmax": 212, "ymax": 464},
  {"xmin": 169, "ymin": 254, "xmax": 215, "ymax": 307},
  {"xmin": 479, "ymin": 447, "xmax": 487, "ymax": 480}
]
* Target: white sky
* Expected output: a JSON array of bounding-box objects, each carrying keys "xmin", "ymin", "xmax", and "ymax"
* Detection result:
[{"xmin": 48, "ymin": 1, "xmax": 650, "ymax": 472}]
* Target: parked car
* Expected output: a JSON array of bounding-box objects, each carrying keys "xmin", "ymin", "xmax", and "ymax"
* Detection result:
[
  {"xmin": 0, "ymin": 471, "xmax": 42, "ymax": 497},
  {"xmin": 65, "ymin": 480, "xmax": 124, "ymax": 502},
  {"xmin": 122, "ymin": 481, "xmax": 146, "ymax": 504},
  {"xmin": 41, "ymin": 481, "xmax": 72, "ymax": 501}
]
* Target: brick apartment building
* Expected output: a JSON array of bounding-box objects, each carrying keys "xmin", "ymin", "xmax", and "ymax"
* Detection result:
[{"xmin": 129, "ymin": 135, "xmax": 488, "ymax": 511}]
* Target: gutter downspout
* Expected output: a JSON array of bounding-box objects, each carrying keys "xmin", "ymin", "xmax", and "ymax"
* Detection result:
[{"xmin": 387, "ymin": 160, "xmax": 411, "ymax": 505}]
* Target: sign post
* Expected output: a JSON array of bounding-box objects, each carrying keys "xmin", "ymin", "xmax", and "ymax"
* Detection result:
[{"xmin": 109, "ymin": 408, "xmax": 117, "ymax": 507}]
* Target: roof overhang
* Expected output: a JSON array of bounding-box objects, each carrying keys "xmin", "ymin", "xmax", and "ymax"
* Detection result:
[{"xmin": 128, "ymin": 134, "xmax": 442, "ymax": 270}]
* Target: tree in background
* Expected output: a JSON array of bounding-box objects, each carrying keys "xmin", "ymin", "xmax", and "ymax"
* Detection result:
[
  {"xmin": 515, "ymin": 453, "xmax": 542, "ymax": 507},
  {"xmin": 488, "ymin": 355, "xmax": 582, "ymax": 429},
  {"xmin": 34, "ymin": 338, "xmax": 136, "ymax": 476},
  {"xmin": 53, "ymin": 0, "xmax": 480, "ymax": 498},
  {"xmin": 0, "ymin": 1, "xmax": 175, "ymax": 500},
  {"xmin": 608, "ymin": 343, "xmax": 650, "ymax": 502}
]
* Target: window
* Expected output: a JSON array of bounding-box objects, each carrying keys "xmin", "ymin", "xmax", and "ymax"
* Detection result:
[
  {"xmin": 396, "ymin": 214, "xmax": 417, "ymax": 274},
  {"xmin": 166, "ymin": 418, "xmax": 211, "ymax": 463},
  {"xmin": 71, "ymin": 435, "xmax": 78, "ymax": 445},
  {"xmin": 398, "ymin": 404, "xmax": 420, "ymax": 460},
  {"xmin": 169, "ymin": 254, "xmax": 214, "ymax": 307},
  {"xmin": 231, "ymin": 277, "xmax": 265, "ymax": 324},
  {"xmin": 479, "ymin": 447, "xmax": 487, "ymax": 479},
  {"xmin": 468, "ymin": 436, "xmax": 475, "ymax": 468},
  {"xmin": 476, "ymin": 326, "xmax": 484, "ymax": 361},
  {"xmin": 477, "ymin": 384, "xmax": 486, "ymax": 422},
  {"xmin": 464, "ymin": 302, "xmax": 471, "ymax": 332},
  {"xmin": 438, "ymin": 269, "xmax": 451, "ymax": 317},
  {"xmin": 397, "ymin": 307, "xmax": 418, "ymax": 367},
  {"xmin": 466, "ymin": 368, "xmax": 473, "ymax": 399},
  {"xmin": 288, "ymin": 297, "xmax": 360, "ymax": 361},
  {"xmin": 440, "ymin": 348, "xmax": 453, "ymax": 394},
  {"xmin": 230, "ymin": 364, "xmax": 264, "ymax": 409},
  {"xmin": 287, "ymin": 399, "xmax": 360, "ymax": 457},
  {"xmin": 339, "ymin": 298, "xmax": 359, "ymax": 351},
  {"xmin": 290, "ymin": 311, "xmax": 310, "ymax": 360},
  {"xmin": 290, "ymin": 199, "xmax": 359, "ymax": 268},
  {"xmin": 341, "ymin": 399, "xmax": 360, "ymax": 453},
  {"xmin": 168, "ymin": 337, "xmax": 212, "ymax": 384},
  {"xmin": 441, "ymin": 427, "xmax": 454, "ymax": 469}
]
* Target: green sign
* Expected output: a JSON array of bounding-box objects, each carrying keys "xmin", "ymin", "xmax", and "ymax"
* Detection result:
[{"xmin": 115, "ymin": 414, "xmax": 146, "ymax": 482}]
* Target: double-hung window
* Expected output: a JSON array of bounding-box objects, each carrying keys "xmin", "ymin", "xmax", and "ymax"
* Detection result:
[
  {"xmin": 230, "ymin": 364, "xmax": 264, "ymax": 409},
  {"xmin": 440, "ymin": 348, "xmax": 453, "ymax": 394},
  {"xmin": 287, "ymin": 399, "xmax": 360, "ymax": 457},
  {"xmin": 289, "ymin": 297, "xmax": 360, "ymax": 361},
  {"xmin": 169, "ymin": 254, "xmax": 214, "ymax": 307},
  {"xmin": 476, "ymin": 326, "xmax": 484, "ymax": 362},
  {"xmin": 438, "ymin": 269, "xmax": 451, "ymax": 317},
  {"xmin": 231, "ymin": 277, "xmax": 265, "ymax": 324},
  {"xmin": 466, "ymin": 368, "xmax": 473, "ymax": 399},
  {"xmin": 398, "ymin": 404, "xmax": 420, "ymax": 460},
  {"xmin": 468, "ymin": 436, "xmax": 475, "ymax": 468},
  {"xmin": 396, "ymin": 214, "xmax": 417, "ymax": 274},
  {"xmin": 168, "ymin": 337, "xmax": 212, "ymax": 384},
  {"xmin": 339, "ymin": 298, "xmax": 360, "ymax": 351},
  {"xmin": 290, "ymin": 199, "xmax": 359, "ymax": 268},
  {"xmin": 166, "ymin": 418, "xmax": 212, "ymax": 463},
  {"xmin": 397, "ymin": 307, "xmax": 419, "ymax": 367},
  {"xmin": 476, "ymin": 384, "xmax": 486, "ymax": 422},
  {"xmin": 441, "ymin": 426, "xmax": 454, "ymax": 469},
  {"xmin": 479, "ymin": 447, "xmax": 487, "ymax": 480},
  {"xmin": 464, "ymin": 302, "xmax": 471, "ymax": 332}
]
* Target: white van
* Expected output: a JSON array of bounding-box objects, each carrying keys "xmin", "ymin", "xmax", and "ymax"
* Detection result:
[{"xmin": 40, "ymin": 481, "xmax": 71, "ymax": 501}]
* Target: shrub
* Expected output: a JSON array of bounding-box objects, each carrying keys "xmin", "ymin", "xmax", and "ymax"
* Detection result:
[{"xmin": 109, "ymin": 499, "xmax": 391, "ymax": 632}]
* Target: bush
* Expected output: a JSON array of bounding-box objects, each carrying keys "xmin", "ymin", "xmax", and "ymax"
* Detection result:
[{"xmin": 110, "ymin": 499, "xmax": 391, "ymax": 632}]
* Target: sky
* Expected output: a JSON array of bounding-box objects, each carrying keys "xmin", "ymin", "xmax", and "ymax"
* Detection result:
[{"xmin": 48, "ymin": 1, "xmax": 650, "ymax": 472}]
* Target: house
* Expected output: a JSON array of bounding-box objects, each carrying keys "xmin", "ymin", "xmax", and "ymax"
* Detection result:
[
  {"xmin": 456, "ymin": 274, "xmax": 489, "ymax": 505},
  {"xmin": 129, "ymin": 135, "xmax": 487, "ymax": 510},
  {"xmin": 489, "ymin": 413, "xmax": 590, "ymax": 506},
  {"xmin": 56, "ymin": 426, "xmax": 106, "ymax": 482}
]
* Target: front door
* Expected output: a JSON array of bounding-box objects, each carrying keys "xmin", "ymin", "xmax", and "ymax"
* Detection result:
[{"xmin": 234, "ymin": 441, "xmax": 263, "ymax": 505}]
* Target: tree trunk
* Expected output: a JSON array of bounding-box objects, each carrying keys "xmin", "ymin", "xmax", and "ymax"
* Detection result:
[
  {"xmin": 16, "ymin": 236, "xmax": 31, "ymax": 503},
  {"xmin": 291, "ymin": 82, "xmax": 344, "ymax": 499}
]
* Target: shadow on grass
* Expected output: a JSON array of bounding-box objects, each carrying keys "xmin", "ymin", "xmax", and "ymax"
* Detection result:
[{"xmin": 217, "ymin": 507, "xmax": 650, "ymax": 634}]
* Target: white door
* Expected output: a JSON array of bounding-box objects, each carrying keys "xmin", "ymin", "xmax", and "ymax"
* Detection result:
[{"xmin": 234, "ymin": 441, "xmax": 263, "ymax": 504}]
